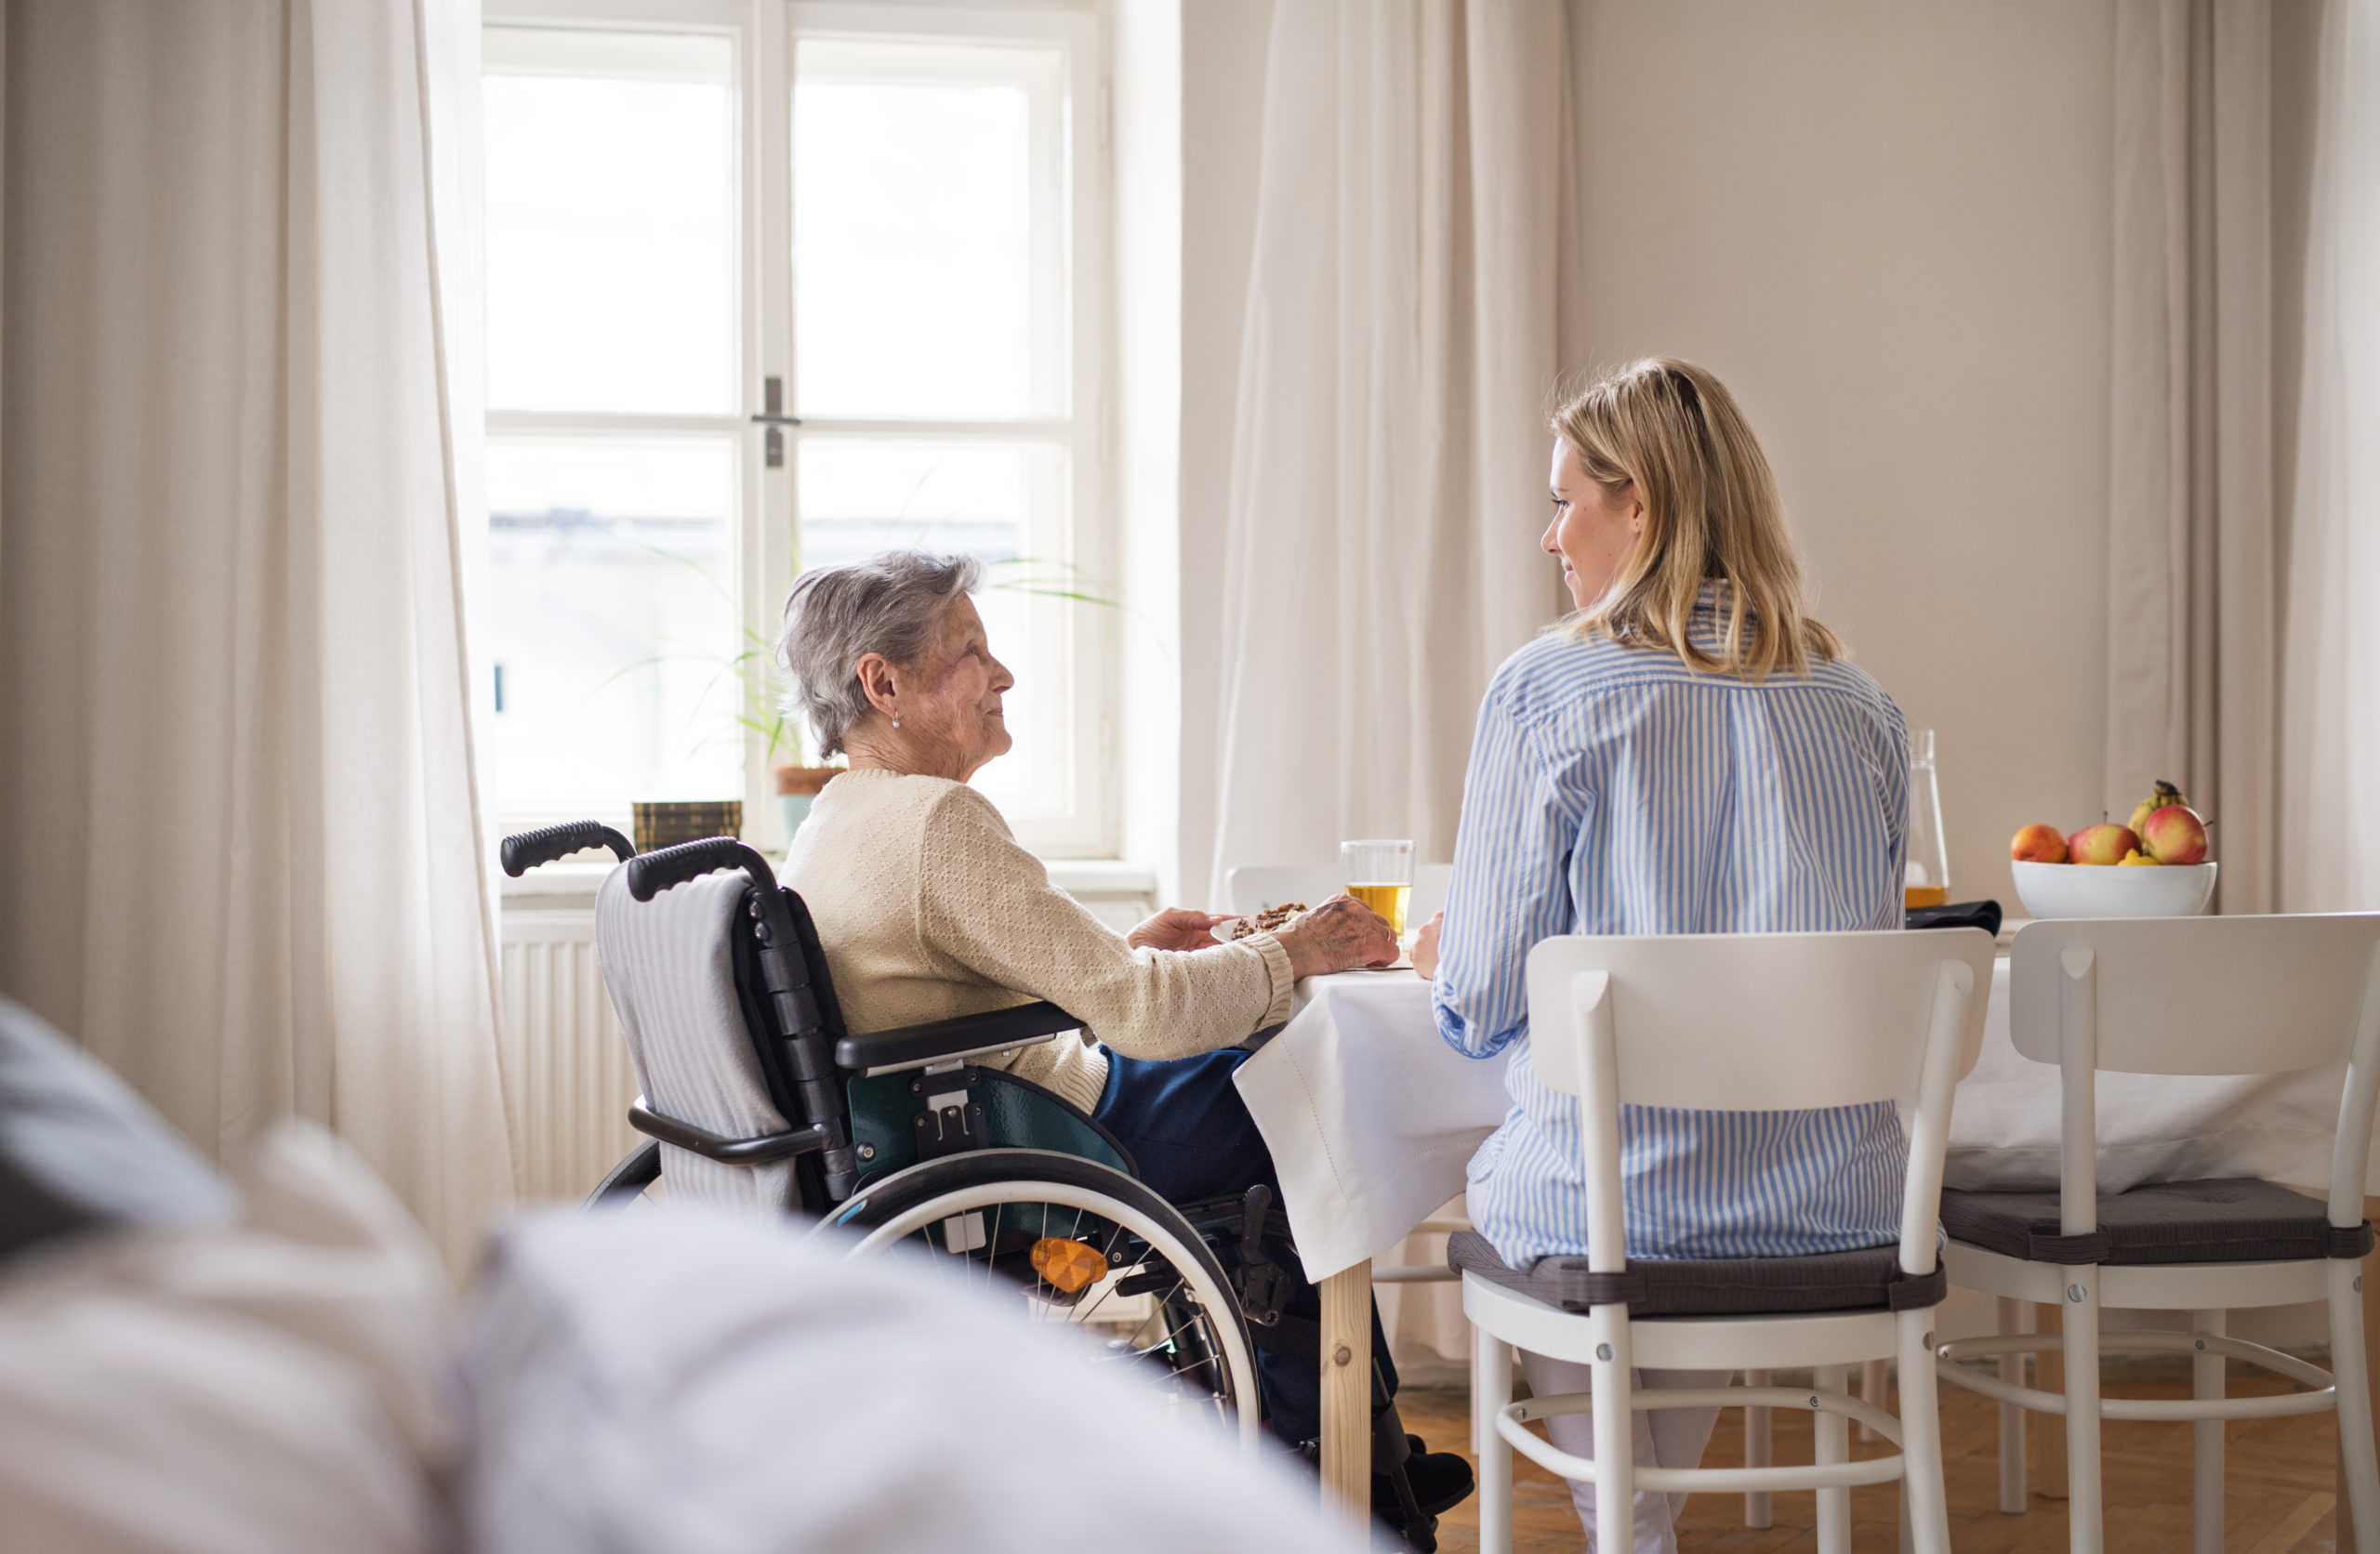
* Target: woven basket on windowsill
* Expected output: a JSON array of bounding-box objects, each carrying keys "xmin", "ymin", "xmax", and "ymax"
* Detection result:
[{"xmin": 630, "ymin": 800, "xmax": 742, "ymax": 856}]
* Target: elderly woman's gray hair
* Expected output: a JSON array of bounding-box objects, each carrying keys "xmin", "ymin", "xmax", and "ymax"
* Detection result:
[{"xmin": 775, "ymin": 550, "xmax": 984, "ymax": 756}]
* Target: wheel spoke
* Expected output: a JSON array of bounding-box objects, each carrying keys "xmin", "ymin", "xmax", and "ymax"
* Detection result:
[{"xmin": 839, "ymin": 1164, "xmax": 1250, "ymax": 1432}]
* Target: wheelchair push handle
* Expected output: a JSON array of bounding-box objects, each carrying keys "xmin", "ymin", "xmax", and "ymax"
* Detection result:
[
  {"xmin": 502, "ymin": 821, "xmax": 637, "ymax": 876},
  {"xmin": 626, "ymin": 836, "xmax": 780, "ymax": 902}
]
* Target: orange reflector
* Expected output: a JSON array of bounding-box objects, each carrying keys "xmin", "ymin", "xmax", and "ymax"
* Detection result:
[{"xmin": 1030, "ymin": 1236, "xmax": 1107, "ymax": 1295}]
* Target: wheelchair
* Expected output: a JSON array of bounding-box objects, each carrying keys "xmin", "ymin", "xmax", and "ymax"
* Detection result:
[{"xmin": 499, "ymin": 821, "xmax": 1354, "ymax": 1478}]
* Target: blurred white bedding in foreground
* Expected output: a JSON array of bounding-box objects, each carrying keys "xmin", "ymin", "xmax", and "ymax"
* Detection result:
[
  {"xmin": 466, "ymin": 1211, "xmax": 1357, "ymax": 1554},
  {"xmin": 0, "ymin": 996, "xmax": 1359, "ymax": 1554}
]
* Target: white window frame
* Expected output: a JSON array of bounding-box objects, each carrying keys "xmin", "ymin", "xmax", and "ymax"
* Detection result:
[{"xmin": 481, "ymin": 0, "xmax": 1116, "ymax": 857}]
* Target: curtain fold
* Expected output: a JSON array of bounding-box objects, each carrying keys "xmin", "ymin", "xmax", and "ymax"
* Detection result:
[
  {"xmin": 2106, "ymin": 0, "xmax": 2279, "ymax": 912},
  {"xmin": 2279, "ymin": 0, "xmax": 2380, "ymax": 913},
  {"xmin": 0, "ymin": 0, "xmax": 512, "ymax": 1270},
  {"xmin": 1207, "ymin": 0, "xmax": 1570, "ymax": 901}
]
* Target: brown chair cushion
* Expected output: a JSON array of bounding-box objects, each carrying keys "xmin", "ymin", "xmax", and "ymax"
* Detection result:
[
  {"xmin": 1447, "ymin": 1231, "xmax": 1947, "ymax": 1317},
  {"xmin": 1939, "ymin": 1178, "xmax": 2375, "ymax": 1267}
]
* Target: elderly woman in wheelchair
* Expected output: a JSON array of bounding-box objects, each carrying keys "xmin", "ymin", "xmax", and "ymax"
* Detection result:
[{"xmin": 511, "ymin": 549, "xmax": 1470, "ymax": 1546}]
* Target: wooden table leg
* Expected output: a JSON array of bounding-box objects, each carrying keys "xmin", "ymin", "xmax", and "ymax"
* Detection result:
[
  {"xmin": 2338, "ymin": 1195, "xmax": 2380, "ymax": 1551},
  {"xmin": 1321, "ymin": 1258, "xmax": 1374, "ymax": 1531},
  {"xmin": 2037, "ymin": 1299, "xmax": 2069, "ymax": 1499}
]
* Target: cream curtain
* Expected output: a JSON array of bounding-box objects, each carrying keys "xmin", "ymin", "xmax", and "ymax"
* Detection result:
[
  {"xmin": 2106, "ymin": 0, "xmax": 2281, "ymax": 913},
  {"xmin": 2280, "ymin": 0, "xmax": 2380, "ymax": 912},
  {"xmin": 1207, "ymin": 0, "xmax": 1575, "ymax": 1376},
  {"xmin": 1206, "ymin": 0, "xmax": 1573, "ymax": 902},
  {"xmin": 0, "ymin": 0, "xmax": 512, "ymax": 1270}
]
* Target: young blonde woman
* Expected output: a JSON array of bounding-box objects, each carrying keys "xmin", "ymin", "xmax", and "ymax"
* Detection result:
[{"xmin": 1413, "ymin": 359, "xmax": 1911, "ymax": 1554}]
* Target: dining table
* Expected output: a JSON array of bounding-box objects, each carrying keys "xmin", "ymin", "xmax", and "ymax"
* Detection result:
[{"xmin": 1233, "ymin": 947, "xmax": 2380, "ymax": 1529}]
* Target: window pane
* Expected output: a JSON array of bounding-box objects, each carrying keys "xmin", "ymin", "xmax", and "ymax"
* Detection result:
[
  {"xmin": 487, "ymin": 438, "xmax": 744, "ymax": 817},
  {"xmin": 484, "ymin": 29, "xmax": 736, "ymax": 415},
  {"xmin": 798, "ymin": 440, "xmax": 1074, "ymax": 815},
  {"xmin": 794, "ymin": 40, "xmax": 1065, "ymax": 420}
]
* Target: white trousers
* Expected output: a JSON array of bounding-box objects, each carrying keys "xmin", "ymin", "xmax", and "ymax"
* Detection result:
[{"xmin": 1519, "ymin": 1351, "xmax": 1728, "ymax": 1554}]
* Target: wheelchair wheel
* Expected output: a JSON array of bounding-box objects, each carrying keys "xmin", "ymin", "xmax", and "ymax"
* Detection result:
[{"xmin": 831, "ymin": 1148, "xmax": 1263, "ymax": 1456}]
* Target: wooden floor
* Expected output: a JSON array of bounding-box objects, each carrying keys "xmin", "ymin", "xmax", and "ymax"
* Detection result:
[{"xmin": 1397, "ymin": 1359, "xmax": 2341, "ymax": 1554}]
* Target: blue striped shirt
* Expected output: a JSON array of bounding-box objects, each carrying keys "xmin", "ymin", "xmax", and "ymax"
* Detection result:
[{"xmin": 1433, "ymin": 590, "xmax": 1911, "ymax": 1266}]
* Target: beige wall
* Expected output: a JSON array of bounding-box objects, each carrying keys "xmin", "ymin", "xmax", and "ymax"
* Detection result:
[{"xmin": 1565, "ymin": 0, "xmax": 2118, "ymax": 907}]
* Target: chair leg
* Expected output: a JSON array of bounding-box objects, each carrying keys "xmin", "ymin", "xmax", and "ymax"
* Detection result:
[
  {"xmin": 1591, "ymin": 1306, "xmax": 1635, "ymax": 1554},
  {"xmin": 2065, "ymin": 1271, "xmax": 2106, "ymax": 1554},
  {"xmin": 1815, "ymin": 1362, "xmax": 1852, "ymax": 1554},
  {"xmin": 1862, "ymin": 1356, "xmax": 1890, "ymax": 1442},
  {"xmin": 1744, "ymin": 1366, "xmax": 1774, "ymax": 1529},
  {"xmin": 1900, "ymin": 1310, "xmax": 1952, "ymax": 1554},
  {"xmin": 2332, "ymin": 1258, "xmax": 2380, "ymax": 1554},
  {"xmin": 1474, "ymin": 1324, "xmax": 1514, "ymax": 1554},
  {"xmin": 2191, "ymin": 1309, "xmax": 2225, "ymax": 1554},
  {"xmin": 1997, "ymin": 1296, "xmax": 2030, "ymax": 1513}
]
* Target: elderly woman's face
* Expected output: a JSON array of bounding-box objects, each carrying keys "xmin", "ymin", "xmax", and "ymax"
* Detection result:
[{"xmin": 892, "ymin": 595, "xmax": 1014, "ymax": 777}]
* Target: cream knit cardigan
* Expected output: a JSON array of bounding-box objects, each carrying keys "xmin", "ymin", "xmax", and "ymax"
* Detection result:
[{"xmin": 778, "ymin": 769, "xmax": 1295, "ymax": 1114}]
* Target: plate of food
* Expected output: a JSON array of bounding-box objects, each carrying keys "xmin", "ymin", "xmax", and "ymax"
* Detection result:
[{"xmin": 1218, "ymin": 902, "xmax": 1412, "ymax": 970}]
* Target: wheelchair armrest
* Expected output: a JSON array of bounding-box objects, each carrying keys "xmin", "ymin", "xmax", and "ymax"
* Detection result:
[
  {"xmin": 833, "ymin": 1001, "xmax": 1083, "ymax": 1077},
  {"xmin": 628, "ymin": 1098, "xmax": 831, "ymax": 1165}
]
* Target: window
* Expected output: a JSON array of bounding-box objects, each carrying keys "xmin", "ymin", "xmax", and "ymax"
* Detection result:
[{"xmin": 482, "ymin": 1, "xmax": 1112, "ymax": 854}]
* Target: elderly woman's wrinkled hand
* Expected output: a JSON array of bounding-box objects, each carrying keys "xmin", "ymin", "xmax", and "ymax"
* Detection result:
[
  {"xmin": 1127, "ymin": 909, "xmax": 1230, "ymax": 953},
  {"xmin": 1273, "ymin": 894, "xmax": 1400, "ymax": 980}
]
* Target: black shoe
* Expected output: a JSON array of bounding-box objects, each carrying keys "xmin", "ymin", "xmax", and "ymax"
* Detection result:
[
  {"xmin": 1289, "ymin": 1429, "xmax": 1474, "ymax": 1552},
  {"xmin": 1383, "ymin": 1434, "xmax": 1474, "ymax": 1519}
]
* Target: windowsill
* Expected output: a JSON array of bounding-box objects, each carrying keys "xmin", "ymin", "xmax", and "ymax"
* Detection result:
[
  {"xmin": 1043, "ymin": 860, "xmax": 1157, "ymax": 898},
  {"xmin": 501, "ymin": 860, "xmax": 615, "ymax": 899},
  {"xmin": 499, "ymin": 854, "xmax": 1158, "ymax": 904}
]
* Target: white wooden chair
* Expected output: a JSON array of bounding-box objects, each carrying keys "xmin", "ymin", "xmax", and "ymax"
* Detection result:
[
  {"xmin": 1933, "ymin": 915, "xmax": 2380, "ymax": 1554},
  {"xmin": 1455, "ymin": 928, "xmax": 1996, "ymax": 1554}
]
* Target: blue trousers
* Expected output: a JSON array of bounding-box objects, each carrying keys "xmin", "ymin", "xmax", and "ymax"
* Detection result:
[{"xmin": 1093, "ymin": 1047, "xmax": 1397, "ymax": 1444}]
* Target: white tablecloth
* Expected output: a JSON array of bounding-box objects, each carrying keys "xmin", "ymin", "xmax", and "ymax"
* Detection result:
[{"xmin": 1235, "ymin": 960, "xmax": 2369, "ymax": 1285}]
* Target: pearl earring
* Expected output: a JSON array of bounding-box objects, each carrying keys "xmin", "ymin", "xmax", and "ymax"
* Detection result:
[{"xmin": 891, "ymin": 716, "xmax": 901, "ymax": 728}]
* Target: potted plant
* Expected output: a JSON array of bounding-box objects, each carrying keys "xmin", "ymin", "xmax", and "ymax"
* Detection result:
[{"xmin": 722, "ymin": 623, "xmax": 840, "ymax": 844}]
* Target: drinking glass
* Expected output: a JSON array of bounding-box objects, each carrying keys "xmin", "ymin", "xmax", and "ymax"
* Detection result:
[
  {"xmin": 1906, "ymin": 729, "xmax": 1950, "ymax": 909},
  {"xmin": 1341, "ymin": 839, "xmax": 1415, "ymax": 938}
]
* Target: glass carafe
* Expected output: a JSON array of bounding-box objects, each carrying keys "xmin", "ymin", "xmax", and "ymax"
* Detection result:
[{"xmin": 1905, "ymin": 728, "xmax": 1950, "ymax": 909}]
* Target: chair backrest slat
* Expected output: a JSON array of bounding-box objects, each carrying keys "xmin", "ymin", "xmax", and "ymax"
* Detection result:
[
  {"xmin": 1524, "ymin": 930, "xmax": 1997, "ymax": 1112},
  {"xmin": 2008, "ymin": 915, "xmax": 2380, "ymax": 1075}
]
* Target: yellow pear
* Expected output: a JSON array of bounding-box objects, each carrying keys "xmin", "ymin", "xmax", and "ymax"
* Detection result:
[
  {"xmin": 2127, "ymin": 779, "xmax": 2188, "ymax": 837},
  {"xmin": 2119, "ymin": 849, "xmax": 2161, "ymax": 866}
]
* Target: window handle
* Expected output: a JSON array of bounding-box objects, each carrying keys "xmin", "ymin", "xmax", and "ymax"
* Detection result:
[{"xmin": 749, "ymin": 376, "xmax": 800, "ymax": 467}]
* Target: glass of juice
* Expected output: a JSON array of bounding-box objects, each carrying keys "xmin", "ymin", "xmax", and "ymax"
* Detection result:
[
  {"xmin": 1341, "ymin": 838, "xmax": 1415, "ymax": 938},
  {"xmin": 1905, "ymin": 728, "xmax": 1950, "ymax": 909}
]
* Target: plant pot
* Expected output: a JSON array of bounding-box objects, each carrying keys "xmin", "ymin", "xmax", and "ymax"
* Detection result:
[
  {"xmin": 631, "ymin": 800, "xmax": 742, "ymax": 856},
  {"xmin": 774, "ymin": 765, "xmax": 841, "ymax": 843}
]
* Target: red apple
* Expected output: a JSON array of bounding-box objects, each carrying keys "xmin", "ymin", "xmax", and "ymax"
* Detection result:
[
  {"xmin": 2011, "ymin": 823, "xmax": 2068, "ymax": 863},
  {"xmin": 2140, "ymin": 804, "xmax": 2208, "ymax": 865},
  {"xmin": 2068, "ymin": 823, "xmax": 2140, "ymax": 866}
]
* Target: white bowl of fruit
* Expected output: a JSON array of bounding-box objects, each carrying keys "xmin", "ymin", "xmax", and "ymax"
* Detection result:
[{"xmin": 2008, "ymin": 781, "xmax": 2216, "ymax": 920}]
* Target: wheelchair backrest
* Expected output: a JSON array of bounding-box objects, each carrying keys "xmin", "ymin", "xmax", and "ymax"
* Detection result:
[{"xmin": 596, "ymin": 867, "xmax": 806, "ymax": 1215}]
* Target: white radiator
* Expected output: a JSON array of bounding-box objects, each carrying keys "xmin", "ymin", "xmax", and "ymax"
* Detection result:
[{"xmin": 498, "ymin": 909, "xmax": 643, "ymax": 1204}]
